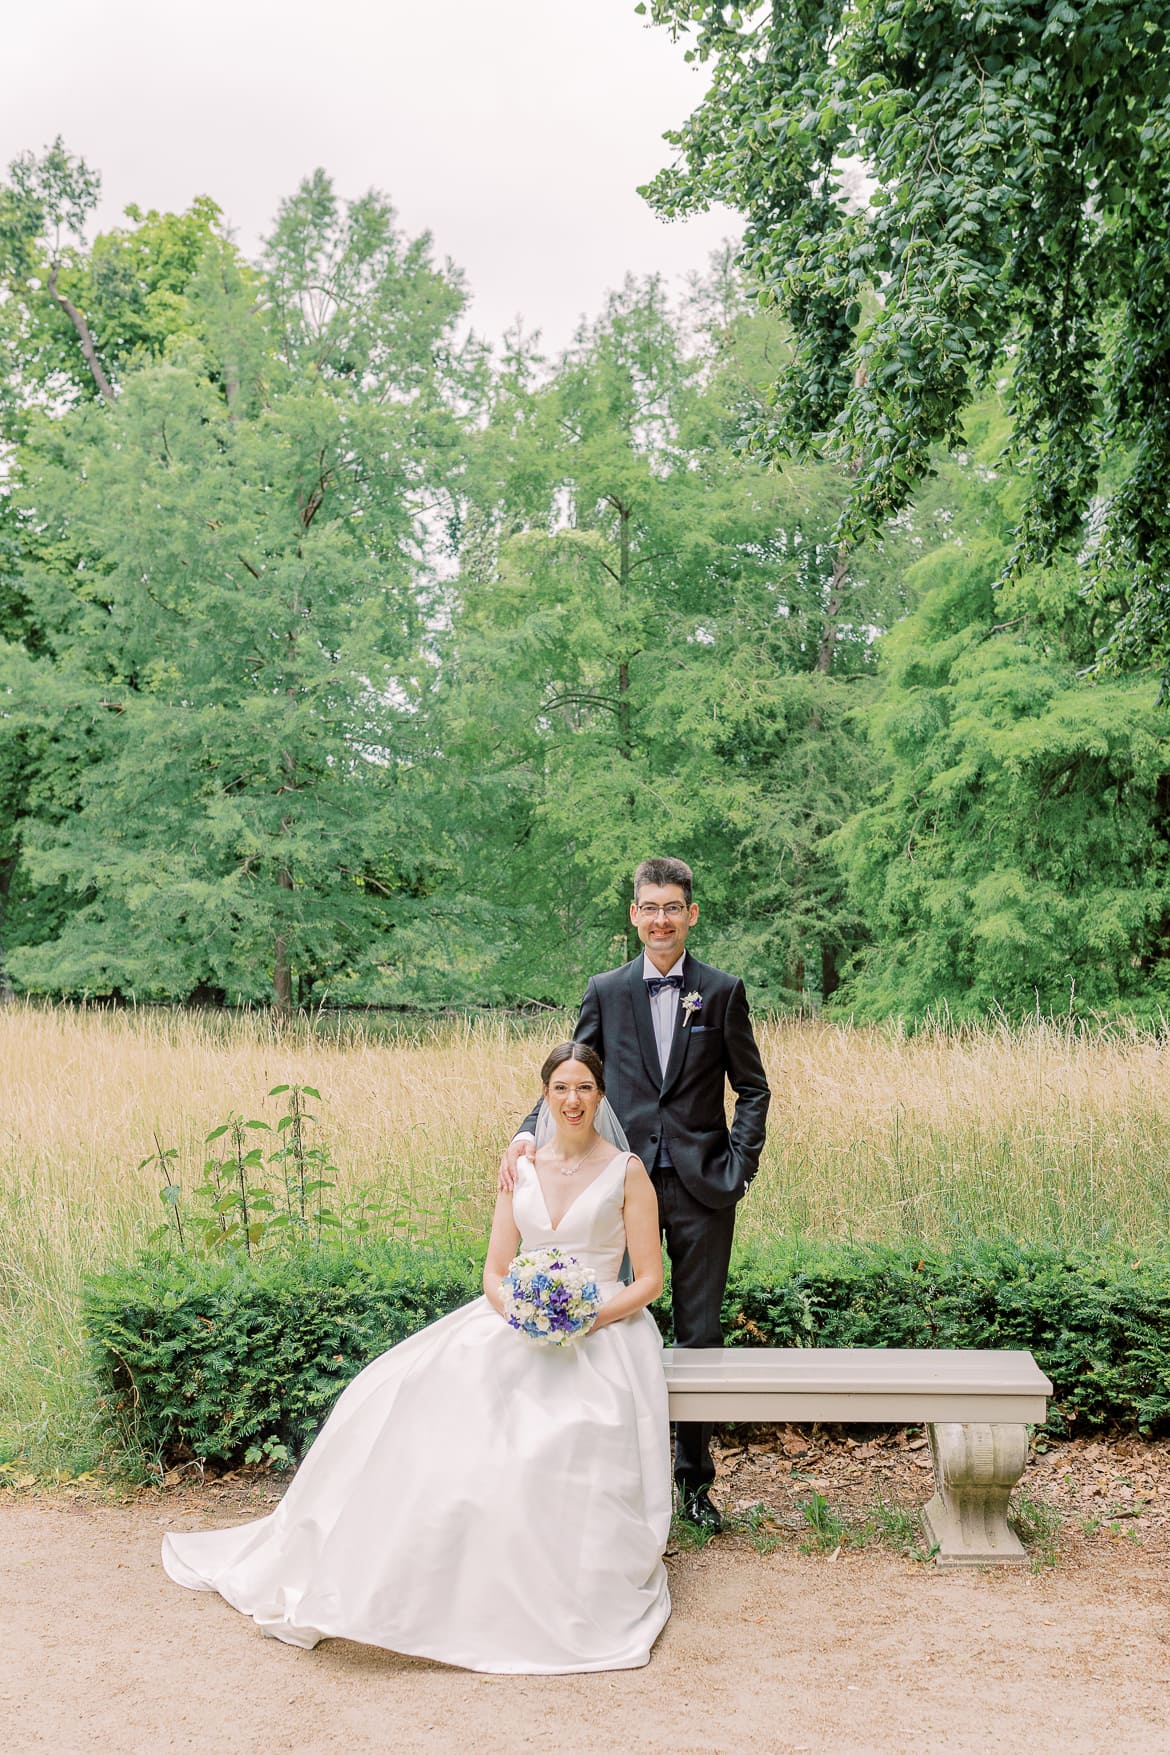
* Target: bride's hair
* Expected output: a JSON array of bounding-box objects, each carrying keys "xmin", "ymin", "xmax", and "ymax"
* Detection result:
[{"xmin": 540, "ymin": 1040, "xmax": 605, "ymax": 1092}]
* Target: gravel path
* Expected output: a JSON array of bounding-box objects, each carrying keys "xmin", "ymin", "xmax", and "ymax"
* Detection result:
[{"xmin": 5, "ymin": 1495, "xmax": 1168, "ymax": 1754}]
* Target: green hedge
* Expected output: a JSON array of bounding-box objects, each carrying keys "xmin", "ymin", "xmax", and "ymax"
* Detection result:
[
  {"xmin": 719, "ymin": 1238, "xmax": 1170, "ymax": 1434},
  {"xmin": 83, "ymin": 1244, "xmax": 481, "ymax": 1468},
  {"xmin": 82, "ymin": 1238, "xmax": 1170, "ymax": 1469}
]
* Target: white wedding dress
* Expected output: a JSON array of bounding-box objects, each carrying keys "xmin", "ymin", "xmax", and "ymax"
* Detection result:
[{"xmin": 162, "ymin": 1150, "xmax": 672, "ymax": 1673}]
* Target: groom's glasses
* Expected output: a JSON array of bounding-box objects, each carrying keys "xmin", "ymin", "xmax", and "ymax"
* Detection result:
[{"xmin": 635, "ymin": 902, "xmax": 688, "ymax": 919}]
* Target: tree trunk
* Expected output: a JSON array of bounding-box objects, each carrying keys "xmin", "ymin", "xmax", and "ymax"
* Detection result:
[
  {"xmin": 0, "ymin": 853, "xmax": 16, "ymax": 1006},
  {"xmin": 616, "ymin": 503, "xmax": 635, "ymax": 778},
  {"xmin": 273, "ymin": 804, "xmax": 295, "ymax": 1011},
  {"xmin": 786, "ymin": 949, "xmax": 805, "ymax": 999},
  {"xmin": 614, "ymin": 498, "xmax": 641, "ymax": 962},
  {"xmin": 273, "ymin": 904, "xmax": 293, "ymax": 1010},
  {"xmin": 221, "ymin": 262, "xmax": 241, "ymax": 417},
  {"xmin": 801, "ymin": 940, "xmax": 824, "ymax": 1011},
  {"xmin": 814, "ymin": 543, "xmax": 851, "ymax": 675},
  {"xmin": 272, "ymin": 546, "xmax": 301, "ymax": 1011},
  {"xmin": 47, "ymin": 262, "xmax": 117, "ymax": 403},
  {"xmin": 815, "ymin": 365, "xmax": 869, "ymax": 678}
]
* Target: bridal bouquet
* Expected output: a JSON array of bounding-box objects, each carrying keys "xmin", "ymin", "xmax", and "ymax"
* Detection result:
[{"xmin": 500, "ymin": 1248, "xmax": 602, "ymax": 1347}]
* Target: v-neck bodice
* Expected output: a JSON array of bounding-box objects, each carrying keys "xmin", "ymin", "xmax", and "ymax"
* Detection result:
[{"xmin": 512, "ymin": 1151, "xmax": 631, "ymax": 1284}]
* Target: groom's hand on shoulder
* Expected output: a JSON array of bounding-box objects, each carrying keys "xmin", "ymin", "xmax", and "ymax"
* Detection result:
[{"xmin": 497, "ymin": 1134, "xmax": 535, "ymax": 1193}]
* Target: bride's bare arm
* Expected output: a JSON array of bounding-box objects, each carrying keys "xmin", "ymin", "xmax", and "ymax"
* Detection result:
[
  {"xmin": 483, "ymin": 1191, "xmax": 521, "ymax": 1317},
  {"xmin": 590, "ymin": 1159, "xmax": 663, "ymax": 1330}
]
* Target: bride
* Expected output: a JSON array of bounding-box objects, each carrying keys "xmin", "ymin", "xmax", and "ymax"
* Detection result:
[{"xmin": 162, "ymin": 1041, "xmax": 672, "ymax": 1673}]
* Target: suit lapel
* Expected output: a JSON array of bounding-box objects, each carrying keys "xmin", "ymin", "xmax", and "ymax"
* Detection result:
[
  {"xmin": 628, "ymin": 957, "xmax": 664, "ymax": 1090},
  {"xmin": 659, "ymin": 953, "xmax": 699, "ymax": 1099}
]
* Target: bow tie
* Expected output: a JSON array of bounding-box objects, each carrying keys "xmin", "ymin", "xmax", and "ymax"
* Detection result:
[{"xmin": 644, "ymin": 974, "xmax": 684, "ymax": 997}]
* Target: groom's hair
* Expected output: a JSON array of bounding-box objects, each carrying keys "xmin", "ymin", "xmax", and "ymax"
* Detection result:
[{"xmin": 633, "ymin": 856, "xmax": 693, "ymax": 903}]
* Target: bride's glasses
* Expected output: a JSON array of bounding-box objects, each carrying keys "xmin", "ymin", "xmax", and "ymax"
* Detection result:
[{"xmin": 634, "ymin": 902, "xmax": 688, "ymax": 919}]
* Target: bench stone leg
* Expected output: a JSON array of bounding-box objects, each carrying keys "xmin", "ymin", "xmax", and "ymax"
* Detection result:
[{"xmin": 921, "ymin": 1422, "xmax": 1029, "ymax": 1568}]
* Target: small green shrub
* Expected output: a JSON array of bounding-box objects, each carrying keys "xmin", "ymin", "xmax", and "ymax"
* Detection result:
[
  {"xmin": 1008, "ymin": 1487, "xmax": 1063, "ymax": 1568},
  {"xmin": 797, "ymin": 1490, "xmax": 846, "ymax": 1554},
  {"xmin": 143, "ymin": 1083, "xmax": 394, "ymax": 1258}
]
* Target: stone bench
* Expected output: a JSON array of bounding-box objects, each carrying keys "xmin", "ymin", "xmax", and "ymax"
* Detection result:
[{"xmin": 663, "ymin": 1346, "xmax": 1053, "ymax": 1567}]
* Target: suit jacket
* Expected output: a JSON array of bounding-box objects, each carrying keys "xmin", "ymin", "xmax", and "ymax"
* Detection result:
[{"xmin": 523, "ymin": 953, "xmax": 771, "ymax": 1210}]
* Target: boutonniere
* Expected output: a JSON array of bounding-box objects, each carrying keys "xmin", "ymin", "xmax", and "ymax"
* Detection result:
[{"xmin": 680, "ymin": 991, "xmax": 702, "ymax": 1026}]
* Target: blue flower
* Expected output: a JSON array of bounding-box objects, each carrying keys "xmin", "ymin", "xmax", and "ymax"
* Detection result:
[{"xmin": 499, "ymin": 1246, "xmax": 601, "ymax": 1347}]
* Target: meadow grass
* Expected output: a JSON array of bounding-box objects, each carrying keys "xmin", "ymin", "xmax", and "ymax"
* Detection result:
[{"xmin": 3, "ymin": 1001, "xmax": 1170, "ymax": 1470}]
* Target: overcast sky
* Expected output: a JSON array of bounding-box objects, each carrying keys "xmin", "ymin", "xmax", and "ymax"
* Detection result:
[{"xmin": 3, "ymin": 0, "xmax": 739, "ymax": 354}]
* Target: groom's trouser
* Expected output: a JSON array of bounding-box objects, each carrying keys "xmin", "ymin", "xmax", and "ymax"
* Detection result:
[{"xmin": 652, "ymin": 1164, "xmax": 738, "ymax": 1496}]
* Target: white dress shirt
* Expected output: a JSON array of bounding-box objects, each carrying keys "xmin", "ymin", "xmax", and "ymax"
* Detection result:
[
  {"xmin": 642, "ymin": 951, "xmax": 685, "ymax": 1078},
  {"xmin": 512, "ymin": 952, "xmax": 686, "ymax": 1151}
]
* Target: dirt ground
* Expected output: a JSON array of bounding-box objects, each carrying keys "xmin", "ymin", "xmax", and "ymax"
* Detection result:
[{"xmin": 4, "ymin": 1432, "xmax": 1169, "ymax": 1755}]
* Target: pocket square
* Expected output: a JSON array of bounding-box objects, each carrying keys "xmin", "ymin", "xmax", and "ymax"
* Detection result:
[{"xmin": 689, "ymin": 1024, "xmax": 717, "ymax": 1034}]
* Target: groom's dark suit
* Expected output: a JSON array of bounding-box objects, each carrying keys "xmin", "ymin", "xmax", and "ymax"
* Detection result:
[{"xmin": 524, "ymin": 950, "xmax": 770, "ymax": 1494}]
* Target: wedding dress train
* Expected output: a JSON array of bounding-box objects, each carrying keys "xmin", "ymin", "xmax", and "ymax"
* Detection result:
[{"xmin": 162, "ymin": 1151, "xmax": 672, "ymax": 1673}]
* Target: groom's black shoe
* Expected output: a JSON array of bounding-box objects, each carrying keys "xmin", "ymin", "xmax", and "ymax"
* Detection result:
[{"xmin": 681, "ymin": 1487, "xmax": 722, "ymax": 1533}]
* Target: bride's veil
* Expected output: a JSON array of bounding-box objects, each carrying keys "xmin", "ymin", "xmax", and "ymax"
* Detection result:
[{"xmin": 533, "ymin": 1096, "xmax": 630, "ymax": 1153}]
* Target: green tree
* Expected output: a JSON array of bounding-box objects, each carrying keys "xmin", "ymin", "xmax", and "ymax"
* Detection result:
[
  {"xmin": 5, "ymin": 172, "xmax": 471, "ymax": 1007},
  {"xmin": 834, "ymin": 404, "xmax": 1170, "ymax": 1019},
  {"xmin": 441, "ymin": 276, "xmax": 913, "ymax": 1005},
  {"xmin": 0, "ymin": 136, "xmax": 114, "ymax": 409},
  {"xmin": 0, "ymin": 138, "xmax": 230, "ymax": 427},
  {"xmin": 641, "ymin": 2, "xmax": 1170, "ymax": 668},
  {"xmin": 0, "ymin": 151, "xmax": 236, "ymax": 996}
]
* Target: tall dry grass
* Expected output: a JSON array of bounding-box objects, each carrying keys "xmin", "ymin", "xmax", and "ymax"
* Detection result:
[{"xmin": 3, "ymin": 1001, "xmax": 1169, "ymax": 1466}]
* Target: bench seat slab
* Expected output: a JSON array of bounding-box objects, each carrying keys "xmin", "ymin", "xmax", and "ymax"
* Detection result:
[{"xmin": 663, "ymin": 1347, "xmax": 1050, "ymax": 1425}]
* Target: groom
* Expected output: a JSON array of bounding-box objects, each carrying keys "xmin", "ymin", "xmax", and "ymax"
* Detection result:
[{"xmin": 501, "ymin": 856, "xmax": 771, "ymax": 1531}]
